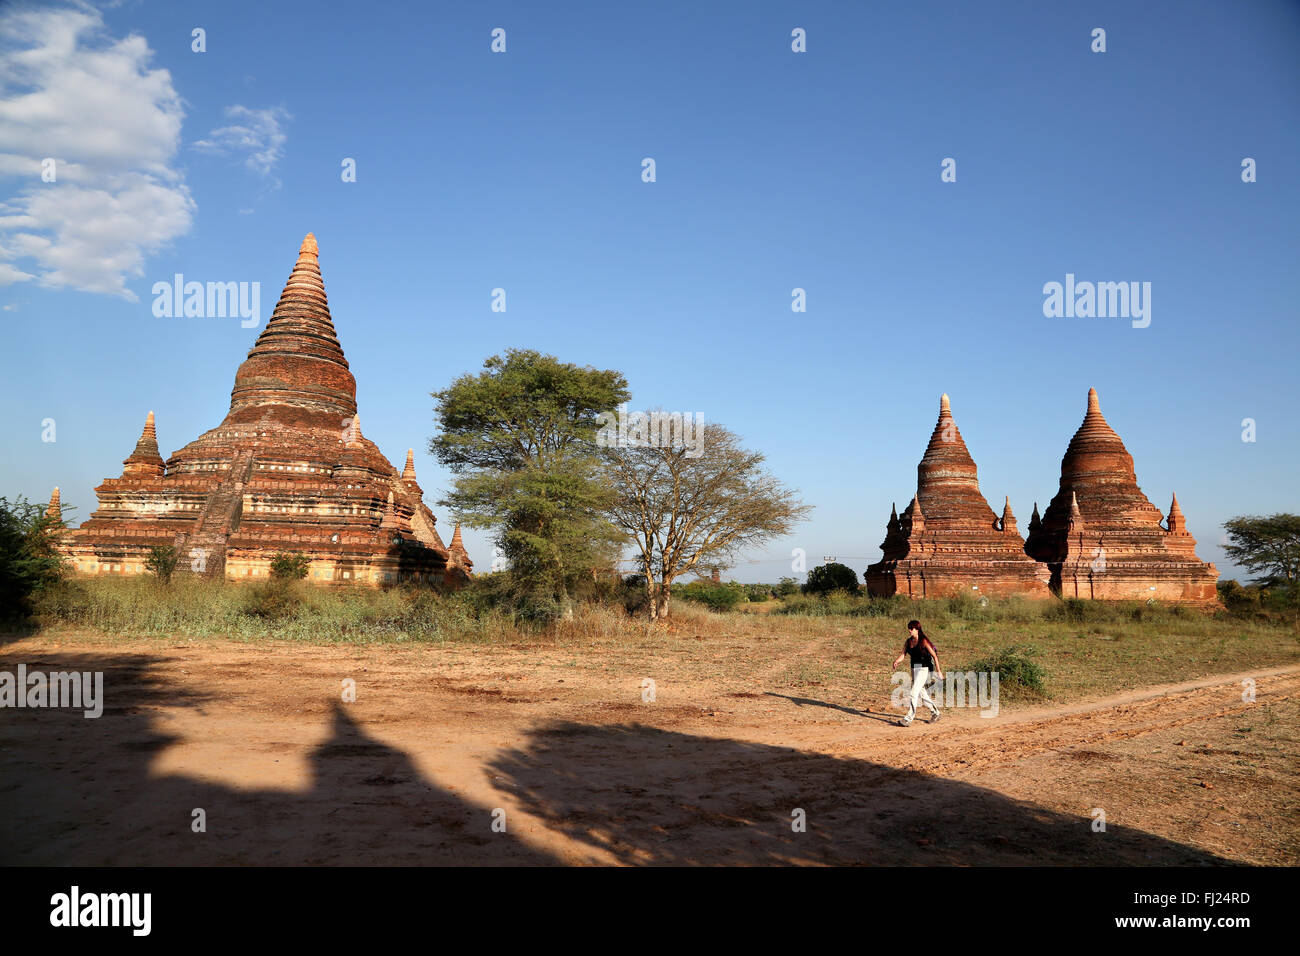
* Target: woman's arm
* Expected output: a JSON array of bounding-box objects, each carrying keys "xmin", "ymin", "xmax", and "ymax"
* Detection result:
[{"xmin": 924, "ymin": 639, "xmax": 941, "ymax": 675}]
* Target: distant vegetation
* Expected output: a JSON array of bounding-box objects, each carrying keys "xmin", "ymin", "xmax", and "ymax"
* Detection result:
[
  {"xmin": 0, "ymin": 496, "xmax": 67, "ymax": 624},
  {"xmin": 802, "ymin": 562, "xmax": 860, "ymax": 595}
]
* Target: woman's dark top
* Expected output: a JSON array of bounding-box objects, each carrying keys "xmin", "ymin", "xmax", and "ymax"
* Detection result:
[{"xmin": 905, "ymin": 637, "xmax": 936, "ymax": 670}]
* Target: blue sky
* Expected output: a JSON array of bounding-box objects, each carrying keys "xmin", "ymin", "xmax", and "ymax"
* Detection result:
[{"xmin": 2, "ymin": 0, "xmax": 1296, "ymax": 583}]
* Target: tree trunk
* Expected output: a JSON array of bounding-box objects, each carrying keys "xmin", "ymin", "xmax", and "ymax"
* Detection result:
[
  {"xmin": 660, "ymin": 578, "xmax": 673, "ymax": 619},
  {"xmin": 645, "ymin": 574, "xmax": 659, "ymax": 621},
  {"xmin": 557, "ymin": 581, "xmax": 574, "ymax": 621}
]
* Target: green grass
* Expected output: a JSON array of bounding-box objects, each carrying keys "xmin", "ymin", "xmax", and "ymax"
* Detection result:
[
  {"xmin": 16, "ymin": 576, "xmax": 1300, "ymax": 707},
  {"xmin": 29, "ymin": 575, "xmax": 520, "ymax": 644}
]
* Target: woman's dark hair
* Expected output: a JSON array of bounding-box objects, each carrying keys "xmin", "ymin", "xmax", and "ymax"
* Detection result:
[{"xmin": 906, "ymin": 619, "xmax": 933, "ymax": 646}]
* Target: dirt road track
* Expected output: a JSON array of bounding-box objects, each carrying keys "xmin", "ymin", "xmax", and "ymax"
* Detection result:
[{"xmin": 0, "ymin": 642, "xmax": 1295, "ymax": 866}]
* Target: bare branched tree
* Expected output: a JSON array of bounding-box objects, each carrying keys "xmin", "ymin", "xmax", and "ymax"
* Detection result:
[{"xmin": 603, "ymin": 423, "xmax": 812, "ymax": 619}]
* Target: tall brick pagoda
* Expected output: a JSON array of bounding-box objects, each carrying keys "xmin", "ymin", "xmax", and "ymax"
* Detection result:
[
  {"xmin": 60, "ymin": 234, "xmax": 471, "ymax": 587},
  {"xmin": 866, "ymin": 394, "xmax": 1051, "ymax": 599},
  {"xmin": 1024, "ymin": 388, "xmax": 1217, "ymax": 603}
]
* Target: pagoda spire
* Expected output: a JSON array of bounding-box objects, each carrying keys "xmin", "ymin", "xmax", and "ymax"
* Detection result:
[
  {"xmin": 345, "ymin": 414, "xmax": 362, "ymax": 445},
  {"xmin": 380, "ymin": 490, "xmax": 400, "ymax": 530},
  {"xmin": 402, "ymin": 449, "xmax": 417, "ymax": 483},
  {"xmin": 1166, "ymin": 492, "xmax": 1186, "ymax": 533},
  {"xmin": 906, "ymin": 494, "xmax": 926, "ymax": 534},
  {"xmin": 1001, "ymin": 496, "xmax": 1019, "ymax": 535},
  {"xmin": 915, "ymin": 391, "xmax": 987, "ymax": 521},
  {"xmin": 123, "ymin": 410, "xmax": 164, "ymax": 475},
  {"xmin": 46, "ymin": 486, "xmax": 61, "ymax": 521},
  {"xmin": 1067, "ymin": 491, "xmax": 1086, "ymax": 534},
  {"xmin": 1061, "ymin": 386, "xmax": 1131, "ymax": 480},
  {"xmin": 229, "ymin": 232, "xmax": 358, "ymax": 420}
]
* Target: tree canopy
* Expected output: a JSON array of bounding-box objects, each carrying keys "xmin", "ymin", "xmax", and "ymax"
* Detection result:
[
  {"xmin": 603, "ymin": 422, "xmax": 811, "ymax": 619},
  {"xmin": 431, "ymin": 349, "xmax": 630, "ymax": 618},
  {"xmin": 1222, "ymin": 513, "xmax": 1300, "ymax": 587}
]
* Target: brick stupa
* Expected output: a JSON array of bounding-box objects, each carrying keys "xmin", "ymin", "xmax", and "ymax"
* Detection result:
[
  {"xmin": 866, "ymin": 394, "xmax": 1051, "ymax": 599},
  {"xmin": 60, "ymin": 234, "xmax": 472, "ymax": 587},
  {"xmin": 1024, "ymin": 388, "xmax": 1217, "ymax": 604}
]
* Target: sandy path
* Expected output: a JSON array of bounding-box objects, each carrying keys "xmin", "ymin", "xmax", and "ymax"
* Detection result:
[{"xmin": 1, "ymin": 638, "xmax": 1295, "ymax": 865}]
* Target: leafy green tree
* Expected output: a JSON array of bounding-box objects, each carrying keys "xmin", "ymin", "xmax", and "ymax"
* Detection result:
[
  {"xmin": 803, "ymin": 562, "xmax": 860, "ymax": 595},
  {"xmin": 1222, "ymin": 514, "xmax": 1300, "ymax": 587},
  {"xmin": 0, "ymin": 496, "xmax": 68, "ymax": 621},
  {"xmin": 145, "ymin": 545, "xmax": 179, "ymax": 584},
  {"xmin": 775, "ymin": 577, "xmax": 800, "ymax": 598},
  {"xmin": 270, "ymin": 552, "xmax": 311, "ymax": 580},
  {"xmin": 431, "ymin": 349, "xmax": 630, "ymax": 620}
]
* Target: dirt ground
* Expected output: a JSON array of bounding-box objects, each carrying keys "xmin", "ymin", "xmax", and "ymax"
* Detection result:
[{"xmin": 2, "ymin": 631, "xmax": 1296, "ymax": 866}]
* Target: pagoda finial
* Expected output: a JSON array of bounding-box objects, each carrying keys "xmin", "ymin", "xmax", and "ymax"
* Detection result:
[
  {"xmin": 47, "ymin": 486, "xmax": 61, "ymax": 521},
  {"xmin": 402, "ymin": 448, "xmax": 417, "ymax": 482},
  {"xmin": 1087, "ymin": 387, "xmax": 1101, "ymax": 415},
  {"xmin": 1000, "ymin": 495, "xmax": 1018, "ymax": 534},
  {"xmin": 1067, "ymin": 490, "xmax": 1085, "ymax": 534},
  {"xmin": 380, "ymin": 490, "xmax": 400, "ymax": 529},
  {"xmin": 124, "ymin": 409, "xmax": 164, "ymax": 473},
  {"xmin": 450, "ymin": 522, "xmax": 466, "ymax": 552},
  {"xmin": 300, "ymin": 233, "xmax": 318, "ymax": 257},
  {"xmin": 940, "ymin": 392, "xmax": 951, "ymax": 415},
  {"xmin": 906, "ymin": 493, "xmax": 926, "ymax": 533},
  {"xmin": 345, "ymin": 414, "xmax": 362, "ymax": 445},
  {"xmin": 1166, "ymin": 492, "xmax": 1186, "ymax": 533}
]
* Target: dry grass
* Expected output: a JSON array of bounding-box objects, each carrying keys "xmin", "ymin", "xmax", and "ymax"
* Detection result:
[{"xmin": 17, "ymin": 578, "xmax": 1299, "ymax": 706}]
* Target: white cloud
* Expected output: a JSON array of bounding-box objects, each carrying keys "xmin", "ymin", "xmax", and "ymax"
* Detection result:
[
  {"xmin": 194, "ymin": 105, "xmax": 290, "ymax": 178},
  {"xmin": 0, "ymin": 4, "xmax": 194, "ymax": 300}
]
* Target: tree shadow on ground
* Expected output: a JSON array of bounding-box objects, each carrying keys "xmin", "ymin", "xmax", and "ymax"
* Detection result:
[
  {"xmin": 1, "ymin": 652, "xmax": 1240, "ymax": 866},
  {"xmin": 0, "ymin": 652, "xmax": 557, "ymax": 865},
  {"xmin": 488, "ymin": 721, "xmax": 1236, "ymax": 866}
]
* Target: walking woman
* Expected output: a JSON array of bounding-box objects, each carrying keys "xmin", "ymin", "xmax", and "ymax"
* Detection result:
[{"xmin": 891, "ymin": 619, "xmax": 942, "ymax": 726}]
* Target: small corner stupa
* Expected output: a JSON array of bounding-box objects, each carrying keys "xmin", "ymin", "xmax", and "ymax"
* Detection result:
[
  {"xmin": 866, "ymin": 394, "xmax": 1051, "ymax": 599},
  {"xmin": 60, "ymin": 234, "xmax": 471, "ymax": 588},
  {"xmin": 1024, "ymin": 388, "xmax": 1217, "ymax": 603}
]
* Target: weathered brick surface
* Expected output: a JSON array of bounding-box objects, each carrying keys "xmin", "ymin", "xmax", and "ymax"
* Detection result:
[
  {"xmin": 60, "ymin": 235, "xmax": 472, "ymax": 588},
  {"xmin": 1024, "ymin": 388, "xmax": 1218, "ymax": 604},
  {"xmin": 866, "ymin": 394, "xmax": 1052, "ymax": 599}
]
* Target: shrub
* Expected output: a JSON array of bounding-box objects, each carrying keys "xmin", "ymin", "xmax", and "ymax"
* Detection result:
[
  {"xmin": 244, "ymin": 578, "xmax": 300, "ymax": 619},
  {"xmin": 0, "ymin": 496, "xmax": 67, "ymax": 623},
  {"xmin": 743, "ymin": 583, "xmax": 772, "ymax": 602},
  {"xmin": 618, "ymin": 574, "xmax": 651, "ymax": 615},
  {"xmin": 775, "ymin": 577, "xmax": 800, "ymax": 598},
  {"xmin": 677, "ymin": 580, "xmax": 746, "ymax": 611},
  {"xmin": 803, "ymin": 562, "xmax": 860, "ymax": 595},
  {"xmin": 961, "ymin": 644, "xmax": 1047, "ymax": 698},
  {"xmin": 269, "ymin": 552, "xmax": 311, "ymax": 580},
  {"xmin": 145, "ymin": 545, "xmax": 179, "ymax": 584}
]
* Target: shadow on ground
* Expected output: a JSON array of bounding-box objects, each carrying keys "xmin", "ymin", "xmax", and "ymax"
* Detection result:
[
  {"xmin": 488, "ymin": 721, "xmax": 1235, "ymax": 865},
  {"xmin": 1, "ymin": 651, "xmax": 1234, "ymax": 865},
  {"xmin": 0, "ymin": 652, "xmax": 555, "ymax": 865}
]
